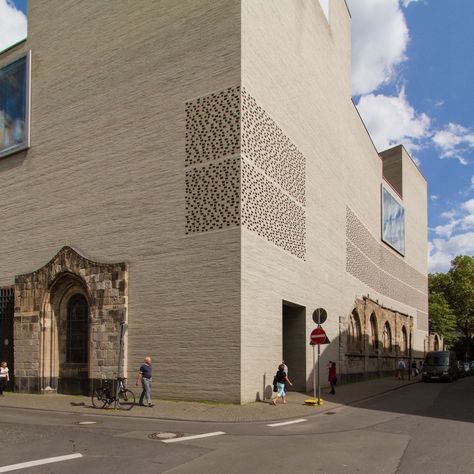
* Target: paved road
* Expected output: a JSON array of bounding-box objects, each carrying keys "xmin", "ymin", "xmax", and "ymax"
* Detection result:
[{"xmin": 0, "ymin": 377, "xmax": 473, "ymax": 473}]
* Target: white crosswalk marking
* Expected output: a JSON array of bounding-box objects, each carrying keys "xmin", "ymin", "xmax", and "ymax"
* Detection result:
[
  {"xmin": 267, "ymin": 418, "xmax": 307, "ymax": 427},
  {"xmin": 162, "ymin": 431, "xmax": 226, "ymax": 443},
  {"xmin": 0, "ymin": 453, "xmax": 83, "ymax": 472}
]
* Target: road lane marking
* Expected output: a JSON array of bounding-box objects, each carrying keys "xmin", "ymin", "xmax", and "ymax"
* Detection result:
[
  {"xmin": 0, "ymin": 453, "xmax": 83, "ymax": 472},
  {"xmin": 267, "ymin": 418, "xmax": 307, "ymax": 427},
  {"xmin": 162, "ymin": 431, "xmax": 226, "ymax": 443}
]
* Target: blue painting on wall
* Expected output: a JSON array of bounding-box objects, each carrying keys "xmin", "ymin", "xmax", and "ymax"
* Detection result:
[{"xmin": 382, "ymin": 186, "xmax": 405, "ymax": 255}]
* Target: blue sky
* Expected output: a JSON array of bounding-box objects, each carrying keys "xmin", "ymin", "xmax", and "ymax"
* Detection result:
[
  {"xmin": 1, "ymin": 0, "xmax": 473, "ymax": 273},
  {"xmin": 347, "ymin": 0, "xmax": 474, "ymax": 273}
]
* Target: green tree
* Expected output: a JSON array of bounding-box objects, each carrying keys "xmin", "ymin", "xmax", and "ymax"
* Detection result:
[
  {"xmin": 428, "ymin": 271, "xmax": 451, "ymax": 296},
  {"xmin": 428, "ymin": 292, "xmax": 457, "ymax": 346},
  {"xmin": 447, "ymin": 255, "xmax": 474, "ymax": 340}
]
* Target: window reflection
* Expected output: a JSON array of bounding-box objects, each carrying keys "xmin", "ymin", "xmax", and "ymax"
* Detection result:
[{"xmin": 0, "ymin": 55, "xmax": 29, "ymax": 157}]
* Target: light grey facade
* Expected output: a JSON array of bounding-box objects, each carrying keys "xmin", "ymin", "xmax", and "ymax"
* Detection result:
[{"xmin": 0, "ymin": 0, "xmax": 428, "ymax": 403}]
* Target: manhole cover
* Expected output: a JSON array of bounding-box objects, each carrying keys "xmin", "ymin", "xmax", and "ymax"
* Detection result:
[
  {"xmin": 74, "ymin": 421, "xmax": 98, "ymax": 425},
  {"xmin": 324, "ymin": 412, "xmax": 337, "ymax": 415},
  {"xmin": 148, "ymin": 432, "xmax": 184, "ymax": 440}
]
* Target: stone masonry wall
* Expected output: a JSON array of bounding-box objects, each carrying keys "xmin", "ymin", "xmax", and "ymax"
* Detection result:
[{"xmin": 14, "ymin": 246, "xmax": 128, "ymax": 393}]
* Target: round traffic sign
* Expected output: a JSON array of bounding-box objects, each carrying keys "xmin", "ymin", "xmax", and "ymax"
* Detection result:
[
  {"xmin": 312, "ymin": 308, "xmax": 327, "ymax": 325},
  {"xmin": 310, "ymin": 327, "xmax": 326, "ymax": 345}
]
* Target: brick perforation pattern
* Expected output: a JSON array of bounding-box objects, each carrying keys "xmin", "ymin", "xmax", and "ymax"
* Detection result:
[
  {"xmin": 185, "ymin": 86, "xmax": 241, "ymax": 167},
  {"xmin": 185, "ymin": 158, "xmax": 240, "ymax": 234},
  {"xmin": 346, "ymin": 207, "xmax": 426, "ymax": 291},
  {"xmin": 242, "ymin": 88, "xmax": 305, "ymax": 205},
  {"xmin": 346, "ymin": 207, "xmax": 427, "ymax": 313},
  {"xmin": 242, "ymin": 159, "xmax": 305, "ymax": 259},
  {"xmin": 346, "ymin": 240, "xmax": 427, "ymax": 312}
]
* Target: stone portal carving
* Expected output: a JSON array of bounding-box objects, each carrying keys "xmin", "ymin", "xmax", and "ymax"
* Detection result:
[{"xmin": 14, "ymin": 246, "xmax": 128, "ymax": 394}]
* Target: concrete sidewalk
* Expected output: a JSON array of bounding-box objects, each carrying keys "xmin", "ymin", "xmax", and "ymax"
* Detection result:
[{"xmin": 0, "ymin": 376, "xmax": 419, "ymax": 423}]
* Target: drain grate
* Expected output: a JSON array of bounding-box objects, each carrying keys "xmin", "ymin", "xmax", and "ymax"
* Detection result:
[
  {"xmin": 148, "ymin": 432, "xmax": 184, "ymax": 440},
  {"xmin": 324, "ymin": 412, "xmax": 337, "ymax": 415}
]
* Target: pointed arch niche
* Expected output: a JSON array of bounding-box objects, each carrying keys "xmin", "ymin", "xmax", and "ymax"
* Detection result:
[{"xmin": 14, "ymin": 247, "xmax": 128, "ymax": 394}]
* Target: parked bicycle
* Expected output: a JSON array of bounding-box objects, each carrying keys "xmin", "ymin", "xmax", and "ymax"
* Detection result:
[{"xmin": 91, "ymin": 377, "xmax": 135, "ymax": 410}]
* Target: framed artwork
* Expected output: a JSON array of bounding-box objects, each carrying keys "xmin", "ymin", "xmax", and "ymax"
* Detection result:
[
  {"xmin": 382, "ymin": 185, "xmax": 405, "ymax": 255},
  {"xmin": 0, "ymin": 52, "xmax": 31, "ymax": 158}
]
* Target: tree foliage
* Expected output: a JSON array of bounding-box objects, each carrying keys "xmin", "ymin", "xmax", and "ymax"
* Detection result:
[
  {"xmin": 447, "ymin": 255, "xmax": 474, "ymax": 339},
  {"xmin": 428, "ymin": 293, "xmax": 456, "ymax": 346},
  {"xmin": 429, "ymin": 255, "xmax": 474, "ymax": 349}
]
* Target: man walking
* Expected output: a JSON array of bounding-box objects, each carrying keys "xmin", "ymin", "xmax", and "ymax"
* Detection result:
[
  {"xmin": 136, "ymin": 356, "xmax": 154, "ymax": 407},
  {"xmin": 397, "ymin": 358, "xmax": 406, "ymax": 380}
]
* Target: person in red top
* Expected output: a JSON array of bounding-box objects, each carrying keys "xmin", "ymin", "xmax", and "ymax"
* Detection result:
[{"xmin": 328, "ymin": 361, "xmax": 337, "ymax": 395}]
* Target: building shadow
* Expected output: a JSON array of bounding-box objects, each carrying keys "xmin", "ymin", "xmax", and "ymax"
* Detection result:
[{"xmin": 260, "ymin": 297, "xmax": 473, "ymax": 424}]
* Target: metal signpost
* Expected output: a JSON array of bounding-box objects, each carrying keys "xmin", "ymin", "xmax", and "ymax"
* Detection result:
[
  {"xmin": 306, "ymin": 308, "xmax": 329, "ymax": 406},
  {"xmin": 114, "ymin": 321, "xmax": 127, "ymax": 409},
  {"xmin": 310, "ymin": 327, "xmax": 326, "ymax": 404}
]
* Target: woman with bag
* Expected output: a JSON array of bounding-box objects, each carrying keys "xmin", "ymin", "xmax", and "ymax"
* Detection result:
[{"xmin": 271, "ymin": 364, "xmax": 293, "ymax": 405}]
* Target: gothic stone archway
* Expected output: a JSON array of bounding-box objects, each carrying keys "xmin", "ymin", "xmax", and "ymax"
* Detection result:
[{"xmin": 14, "ymin": 247, "xmax": 128, "ymax": 394}]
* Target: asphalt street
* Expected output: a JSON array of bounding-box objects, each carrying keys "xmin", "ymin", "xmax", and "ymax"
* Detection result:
[{"xmin": 0, "ymin": 376, "xmax": 473, "ymax": 473}]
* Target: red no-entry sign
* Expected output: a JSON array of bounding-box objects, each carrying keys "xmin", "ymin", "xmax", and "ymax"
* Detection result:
[{"xmin": 310, "ymin": 327, "xmax": 326, "ymax": 345}]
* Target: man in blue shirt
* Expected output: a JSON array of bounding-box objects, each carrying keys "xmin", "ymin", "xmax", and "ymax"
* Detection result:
[{"xmin": 136, "ymin": 356, "xmax": 154, "ymax": 407}]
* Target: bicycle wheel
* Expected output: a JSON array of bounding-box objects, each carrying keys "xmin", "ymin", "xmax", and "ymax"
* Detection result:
[
  {"xmin": 91, "ymin": 388, "xmax": 107, "ymax": 409},
  {"xmin": 117, "ymin": 388, "xmax": 135, "ymax": 410}
]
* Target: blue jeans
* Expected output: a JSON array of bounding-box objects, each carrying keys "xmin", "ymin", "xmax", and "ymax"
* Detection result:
[{"xmin": 139, "ymin": 378, "xmax": 152, "ymax": 405}]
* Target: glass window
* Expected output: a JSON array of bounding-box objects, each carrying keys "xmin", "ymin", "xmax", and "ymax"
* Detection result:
[
  {"xmin": 401, "ymin": 326, "xmax": 408, "ymax": 353},
  {"xmin": 66, "ymin": 294, "xmax": 88, "ymax": 364},
  {"xmin": 348, "ymin": 310, "xmax": 362, "ymax": 352},
  {"xmin": 382, "ymin": 186, "xmax": 405, "ymax": 255},
  {"xmin": 0, "ymin": 53, "xmax": 30, "ymax": 158},
  {"xmin": 369, "ymin": 314, "xmax": 378, "ymax": 351},
  {"xmin": 382, "ymin": 322, "xmax": 392, "ymax": 352}
]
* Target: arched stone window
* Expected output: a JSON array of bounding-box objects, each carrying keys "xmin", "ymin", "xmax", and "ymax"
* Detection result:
[
  {"xmin": 66, "ymin": 294, "xmax": 89, "ymax": 364},
  {"xmin": 369, "ymin": 313, "xmax": 378, "ymax": 352},
  {"xmin": 382, "ymin": 322, "xmax": 392, "ymax": 352},
  {"xmin": 348, "ymin": 309, "xmax": 362, "ymax": 352},
  {"xmin": 401, "ymin": 326, "xmax": 408, "ymax": 354},
  {"xmin": 434, "ymin": 334, "xmax": 439, "ymax": 351}
]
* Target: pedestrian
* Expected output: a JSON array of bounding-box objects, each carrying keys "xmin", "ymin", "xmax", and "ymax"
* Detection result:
[
  {"xmin": 328, "ymin": 361, "xmax": 337, "ymax": 394},
  {"xmin": 281, "ymin": 360, "xmax": 289, "ymax": 395},
  {"xmin": 397, "ymin": 358, "xmax": 406, "ymax": 380},
  {"xmin": 0, "ymin": 361, "xmax": 9, "ymax": 395},
  {"xmin": 136, "ymin": 356, "xmax": 154, "ymax": 407},
  {"xmin": 271, "ymin": 364, "xmax": 293, "ymax": 405},
  {"xmin": 411, "ymin": 360, "xmax": 418, "ymax": 377}
]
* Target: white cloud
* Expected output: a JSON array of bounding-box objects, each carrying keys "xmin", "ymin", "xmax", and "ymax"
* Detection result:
[
  {"xmin": 402, "ymin": 0, "xmax": 423, "ymax": 6},
  {"xmin": 430, "ymin": 195, "xmax": 439, "ymax": 201},
  {"xmin": 429, "ymin": 233, "xmax": 474, "ymax": 273},
  {"xmin": 348, "ymin": 0, "xmax": 409, "ymax": 95},
  {"xmin": 428, "ymin": 242, "xmax": 454, "ymax": 274},
  {"xmin": 429, "ymin": 197, "xmax": 474, "ymax": 271},
  {"xmin": 355, "ymin": 88, "xmax": 430, "ymax": 152},
  {"xmin": 433, "ymin": 220, "xmax": 459, "ymax": 239},
  {"xmin": 463, "ymin": 198, "xmax": 474, "ymax": 213},
  {"xmin": 471, "ymin": 176, "xmax": 474, "ymax": 189},
  {"xmin": 0, "ymin": 0, "xmax": 27, "ymax": 53},
  {"xmin": 432, "ymin": 123, "xmax": 474, "ymax": 165}
]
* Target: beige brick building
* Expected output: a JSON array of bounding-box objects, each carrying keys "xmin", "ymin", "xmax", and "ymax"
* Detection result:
[{"xmin": 0, "ymin": 0, "xmax": 428, "ymax": 403}]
